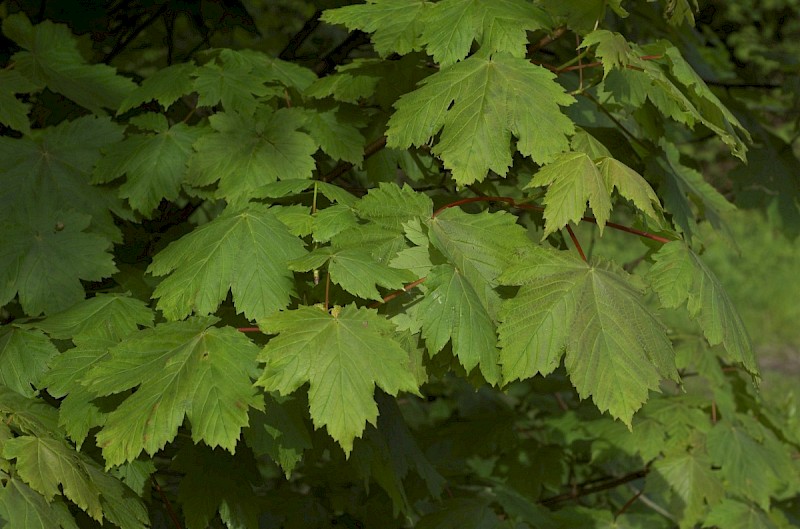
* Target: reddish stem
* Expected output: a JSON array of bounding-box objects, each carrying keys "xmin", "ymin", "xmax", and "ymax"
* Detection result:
[
  {"xmin": 370, "ymin": 277, "xmax": 427, "ymax": 308},
  {"xmin": 237, "ymin": 327, "xmax": 261, "ymax": 333},
  {"xmin": 565, "ymin": 225, "xmax": 587, "ymax": 261},
  {"xmin": 152, "ymin": 476, "xmax": 183, "ymax": 529}
]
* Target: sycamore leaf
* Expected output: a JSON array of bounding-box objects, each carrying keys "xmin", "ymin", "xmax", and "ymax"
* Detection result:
[
  {"xmin": 93, "ymin": 118, "xmax": 203, "ymax": 215},
  {"xmin": 84, "ymin": 317, "xmax": 262, "ymax": 467},
  {"xmin": 529, "ymin": 151, "xmax": 612, "ymax": 236},
  {"xmin": 118, "ymin": 63, "xmax": 197, "ymax": 114},
  {"xmin": 580, "ymin": 30, "xmax": 633, "ymax": 77},
  {"xmin": 3, "ymin": 13, "xmax": 135, "ymax": 114},
  {"xmin": 256, "ymin": 305, "xmax": 418, "ymax": 455},
  {"xmin": 706, "ymin": 420, "xmax": 794, "ymax": 509},
  {"xmin": 148, "ymin": 203, "xmax": 307, "ymax": 321},
  {"xmin": 301, "ymin": 108, "xmax": 366, "ymax": 164},
  {"xmin": 3, "ymin": 435, "xmax": 148, "ymax": 529},
  {"xmin": 420, "ymin": 0, "xmax": 550, "ymax": 66},
  {"xmin": 0, "ymin": 115, "xmax": 127, "ymax": 242},
  {"xmin": 0, "ymin": 210, "xmax": 117, "ymax": 317},
  {"xmin": 41, "ymin": 338, "xmax": 117, "ymax": 447},
  {"xmin": 0, "ymin": 478, "xmax": 78, "ymax": 529},
  {"xmin": 427, "ymin": 207, "xmax": 532, "ymax": 314},
  {"xmin": 172, "ymin": 444, "xmax": 260, "ymax": 529},
  {"xmin": 34, "ymin": 293, "xmax": 153, "ymax": 342},
  {"xmin": 703, "ymin": 499, "xmax": 776, "ymax": 529},
  {"xmin": 0, "ymin": 70, "xmax": 39, "ymax": 133},
  {"xmin": 322, "ymin": 0, "xmax": 431, "ymax": 57},
  {"xmin": 416, "ymin": 264, "xmax": 500, "ymax": 383},
  {"xmin": 499, "ymin": 247, "xmax": 677, "ymax": 424},
  {"xmin": 0, "ymin": 327, "xmax": 58, "ymax": 397},
  {"xmin": 653, "ymin": 450, "xmax": 724, "ymax": 525},
  {"xmin": 647, "ymin": 241, "xmax": 755, "ymax": 373},
  {"xmin": 312, "ymin": 204, "xmax": 359, "ymax": 243},
  {"xmin": 245, "ymin": 395, "xmax": 313, "ymax": 477},
  {"xmin": 290, "ymin": 247, "xmax": 413, "ymax": 301},
  {"xmin": 598, "ymin": 157, "xmax": 661, "ymax": 220},
  {"xmin": 193, "ymin": 59, "xmax": 278, "ymax": 116},
  {"xmin": 388, "ymin": 53, "xmax": 574, "ymax": 185},
  {"xmin": 189, "ymin": 108, "xmax": 317, "ymax": 204}
]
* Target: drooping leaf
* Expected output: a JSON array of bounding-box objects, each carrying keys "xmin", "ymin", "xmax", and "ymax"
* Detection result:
[
  {"xmin": 416, "ymin": 264, "xmax": 500, "ymax": 383},
  {"xmin": 3, "ymin": 13, "xmax": 135, "ymax": 114},
  {"xmin": 34, "ymin": 293, "xmax": 153, "ymax": 342},
  {"xmin": 148, "ymin": 203, "xmax": 307, "ymax": 321},
  {"xmin": 653, "ymin": 450, "xmax": 724, "ymax": 526},
  {"xmin": 0, "ymin": 70, "xmax": 39, "ymax": 133},
  {"xmin": 499, "ymin": 246, "xmax": 677, "ymax": 424},
  {"xmin": 84, "ymin": 317, "xmax": 262, "ymax": 467},
  {"xmin": 388, "ymin": 53, "xmax": 574, "ymax": 185},
  {"xmin": 323, "ymin": 0, "xmax": 431, "ymax": 57},
  {"xmin": 117, "ymin": 63, "xmax": 197, "ymax": 114},
  {"xmin": 189, "ymin": 108, "xmax": 317, "ymax": 204},
  {"xmin": 301, "ymin": 107, "xmax": 366, "ymax": 164},
  {"xmin": 0, "ymin": 210, "xmax": 117, "ymax": 316},
  {"xmin": 647, "ymin": 241, "xmax": 755, "ymax": 373},
  {"xmin": 419, "ymin": 0, "xmax": 550, "ymax": 66},
  {"xmin": 0, "ymin": 115, "xmax": 127, "ymax": 241},
  {"xmin": 93, "ymin": 118, "xmax": 204, "ymax": 215},
  {"xmin": 256, "ymin": 305, "xmax": 418, "ymax": 455},
  {"xmin": 244, "ymin": 394, "xmax": 313, "ymax": 477},
  {"xmin": 0, "ymin": 327, "xmax": 58, "ymax": 397}
]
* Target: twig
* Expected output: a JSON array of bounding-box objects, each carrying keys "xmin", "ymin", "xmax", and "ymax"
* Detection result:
[
  {"xmin": 528, "ymin": 26, "xmax": 567, "ymax": 55},
  {"xmin": 539, "ymin": 468, "xmax": 649, "ymax": 506},
  {"xmin": 105, "ymin": 5, "xmax": 168, "ymax": 62},
  {"xmin": 152, "ymin": 476, "xmax": 183, "ymax": 529},
  {"xmin": 615, "ymin": 488, "xmax": 643, "ymax": 518},
  {"xmin": 320, "ymin": 136, "xmax": 388, "ymax": 182},
  {"xmin": 370, "ymin": 277, "xmax": 427, "ymax": 307},
  {"xmin": 314, "ymin": 31, "xmax": 370, "ymax": 76},
  {"xmin": 279, "ymin": 10, "xmax": 323, "ymax": 60},
  {"xmin": 565, "ymin": 225, "xmax": 587, "ymax": 261}
]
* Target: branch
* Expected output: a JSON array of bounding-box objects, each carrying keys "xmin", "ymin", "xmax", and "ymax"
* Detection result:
[
  {"xmin": 539, "ymin": 468, "xmax": 650, "ymax": 507},
  {"xmin": 314, "ymin": 30, "xmax": 370, "ymax": 76},
  {"xmin": 320, "ymin": 136, "xmax": 388, "ymax": 182},
  {"xmin": 528, "ymin": 26, "xmax": 568, "ymax": 55},
  {"xmin": 279, "ymin": 10, "xmax": 323, "ymax": 60}
]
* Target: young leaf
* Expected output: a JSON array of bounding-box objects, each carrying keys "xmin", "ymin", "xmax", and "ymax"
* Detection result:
[
  {"xmin": 117, "ymin": 63, "xmax": 197, "ymax": 114},
  {"xmin": 388, "ymin": 53, "xmax": 574, "ymax": 185},
  {"xmin": 647, "ymin": 241, "xmax": 756, "ymax": 373},
  {"xmin": 0, "ymin": 327, "xmax": 58, "ymax": 397},
  {"xmin": 499, "ymin": 247, "xmax": 677, "ymax": 425},
  {"xmin": 256, "ymin": 305, "xmax": 418, "ymax": 455},
  {"xmin": 93, "ymin": 119, "xmax": 203, "ymax": 215},
  {"xmin": 148, "ymin": 203, "xmax": 307, "ymax": 321},
  {"xmin": 84, "ymin": 317, "xmax": 262, "ymax": 467},
  {"xmin": 417, "ymin": 264, "xmax": 500, "ymax": 383},
  {"xmin": 189, "ymin": 108, "xmax": 316, "ymax": 204},
  {"xmin": 3, "ymin": 13, "xmax": 135, "ymax": 114},
  {"xmin": 420, "ymin": 0, "xmax": 550, "ymax": 66},
  {"xmin": 0, "ymin": 210, "xmax": 116, "ymax": 317},
  {"xmin": 580, "ymin": 30, "xmax": 633, "ymax": 77},
  {"xmin": 322, "ymin": 0, "xmax": 431, "ymax": 57},
  {"xmin": 290, "ymin": 247, "xmax": 413, "ymax": 301}
]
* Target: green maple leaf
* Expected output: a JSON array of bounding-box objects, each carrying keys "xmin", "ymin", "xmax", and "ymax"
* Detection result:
[
  {"xmin": 189, "ymin": 108, "xmax": 317, "ymax": 204},
  {"xmin": 416, "ymin": 264, "xmax": 500, "ymax": 383},
  {"xmin": 84, "ymin": 317, "xmax": 262, "ymax": 467},
  {"xmin": 0, "ymin": 115, "xmax": 127, "ymax": 242},
  {"xmin": 420, "ymin": 0, "xmax": 550, "ymax": 66},
  {"xmin": 3, "ymin": 13, "xmax": 135, "ymax": 114},
  {"xmin": 312, "ymin": 204, "xmax": 359, "ymax": 243},
  {"xmin": 0, "ymin": 210, "xmax": 117, "ymax": 316},
  {"xmin": 172, "ymin": 444, "xmax": 260, "ymax": 529},
  {"xmin": 647, "ymin": 241, "xmax": 756, "ymax": 373},
  {"xmin": 245, "ymin": 395, "xmax": 313, "ymax": 477},
  {"xmin": 193, "ymin": 55, "xmax": 280, "ymax": 115},
  {"xmin": 528, "ymin": 152, "xmax": 661, "ymax": 237},
  {"xmin": 0, "ymin": 327, "xmax": 58, "ymax": 397},
  {"xmin": 706, "ymin": 420, "xmax": 795, "ymax": 509},
  {"xmin": 290, "ymin": 247, "xmax": 413, "ymax": 301},
  {"xmin": 417, "ymin": 498, "xmax": 503, "ymax": 529},
  {"xmin": 580, "ymin": 30, "xmax": 633, "ymax": 77},
  {"xmin": 301, "ymin": 107, "xmax": 366, "ymax": 164},
  {"xmin": 42, "ymin": 337, "xmax": 117, "ymax": 447},
  {"xmin": 498, "ymin": 246, "xmax": 677, "ymax": 424},
  {"xmin": 93, "ymin": 115, "xmax": 203, "ymax": 215},
  {"xmin": 0, "ymin": 478, "xmax": 78, "ymax": 529},
  {"xmin": 118, "ymin": 63, "xmax": 197, "ymax": 114},
  {"xmin": 0, "ymin": 70, "xmax": 39, "ymax": 133},
  {"xmin": 654, "ymin": 450, "xmax": 724, "ymax": 525},
  {"xmin": 427, "ymin": 207, "xmax": 532, "ymax": 314},
  {"xmin": 256, "ymin": 305, "xmax": 418, "ymax": 455},
  {"xmin": 148, "ymin": 203, "xmax": 306, "ymax": 321},
  {"xmin": 35, "ymin": 293, "xmax": 154, "ymax": 342},
  {"xmin": 323, "ymin": 0, "xmax": 431, "ymax": 57},
  {"xmin": 388, "ymin": 53, "xmax": 574, "ymax": 185},
  {"xmin": 703, "ymin": 500, "xmax": 775, "ymax": 529}
]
